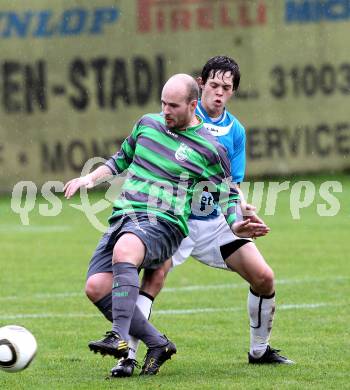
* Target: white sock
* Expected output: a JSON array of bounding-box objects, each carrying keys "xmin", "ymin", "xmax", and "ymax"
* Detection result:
[
  {"xmin": 127, "ymin": 292, "xmax": 153, "ymax": 360},
  {"xmin": 248, "ymin": 288, "xmax": 275, "ymax": 358}
]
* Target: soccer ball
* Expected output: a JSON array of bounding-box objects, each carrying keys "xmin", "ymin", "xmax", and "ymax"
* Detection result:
[{"xmin": 0, "ymin": 325, "xmax": 37, "ymax": 373}]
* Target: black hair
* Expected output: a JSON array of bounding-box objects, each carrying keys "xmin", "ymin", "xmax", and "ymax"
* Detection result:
[{"xmin": 201, "ymin": 56, "xmax": 240, "ymax": 91}]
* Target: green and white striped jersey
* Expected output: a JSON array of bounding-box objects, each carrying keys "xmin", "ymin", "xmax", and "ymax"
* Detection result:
[{"xmin": 105, "ymin": 113, "xmax": 238, "ymax": 236}]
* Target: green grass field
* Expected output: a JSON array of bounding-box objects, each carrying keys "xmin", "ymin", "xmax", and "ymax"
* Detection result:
[{"xmin": 0, "ymin": 174, "xmax": 349, "ymax": 389}]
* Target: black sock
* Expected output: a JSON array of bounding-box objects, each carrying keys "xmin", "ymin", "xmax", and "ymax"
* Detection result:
[
  {"xmin": 94, "ymin": 294, "xmax": 112, "ymax": 322},
  {"xmin": 129, "ymin": 305, "xmax": 167, "ymax": 348}
]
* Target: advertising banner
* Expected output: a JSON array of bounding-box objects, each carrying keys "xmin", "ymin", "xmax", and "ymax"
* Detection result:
[{"xmin": 1, "ymin": 0, "xmax": 350, "ymax": 191}]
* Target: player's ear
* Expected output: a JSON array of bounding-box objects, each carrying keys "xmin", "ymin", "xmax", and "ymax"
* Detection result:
[
  {"xmin": 196, "ymin": 77, "xmax": 204, "ymax": 89},
  {"xmin": 190, "ymin": 99, "xmax": 198, "ymax": 111}
]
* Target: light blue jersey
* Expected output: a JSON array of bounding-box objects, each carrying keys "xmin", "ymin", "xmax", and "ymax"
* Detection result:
[{"xmin": 190, "ymin": 100, "xmax": 246, "ymax": 220}]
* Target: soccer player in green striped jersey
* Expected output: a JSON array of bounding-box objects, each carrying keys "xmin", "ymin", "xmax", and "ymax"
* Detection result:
[
  {"xmin": 64, "ymin": 73, "xmax": 269, "ymax": 376},
  {"xmin": 105, "ymin": 110, "xmax": 238, "ymax": 237}
]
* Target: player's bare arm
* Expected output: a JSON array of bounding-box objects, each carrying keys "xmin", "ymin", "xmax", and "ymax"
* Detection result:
[
  {"xmin": 236, "ymin": 185, "xmax": 266, "ymax": 225},
  {"xmin": 63, "ymin": 165, "xmax": 112, "ymax": 199}
]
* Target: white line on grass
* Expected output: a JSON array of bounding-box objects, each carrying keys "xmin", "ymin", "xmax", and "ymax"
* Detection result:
[
  {"xmin": 0, "ymin": 302, "xmax": 335, "ymax": 320},
  {"xmin": 155, "ymin": 302, "xmax": 333, "ymax": 315},
  {"xmin": 0, "ymin": 275, "xmax": 347, "ymax": 301},
  {"xmin": 162, "ymin": 275, "xmax": 348, "ymax": 292}
]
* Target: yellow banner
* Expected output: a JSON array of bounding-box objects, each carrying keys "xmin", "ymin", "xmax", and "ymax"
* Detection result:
[{"xmin": 1, "ymin": 0, "xmax": 350, "ymax": 191}]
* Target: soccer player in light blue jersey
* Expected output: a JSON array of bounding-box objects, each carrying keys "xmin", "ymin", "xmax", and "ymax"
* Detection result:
[{"xmin": 97, "ymin": 57, "xmax": 293, "ymax": 377}]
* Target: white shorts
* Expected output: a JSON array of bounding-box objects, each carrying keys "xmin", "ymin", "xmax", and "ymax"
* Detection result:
[{"xmin": 172, "ymin": 214, "xmax": 252, "ymax": 270}]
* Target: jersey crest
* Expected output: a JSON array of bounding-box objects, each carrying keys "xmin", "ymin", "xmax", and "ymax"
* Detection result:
[{"xmin": 175, "ymin": 143, "xmax": 193, "ymax": 162}]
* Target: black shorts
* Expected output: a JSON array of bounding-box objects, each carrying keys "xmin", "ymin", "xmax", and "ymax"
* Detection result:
[{"xmin": 87, "ymin": 213, "xmax": 184, "ymax": 278}]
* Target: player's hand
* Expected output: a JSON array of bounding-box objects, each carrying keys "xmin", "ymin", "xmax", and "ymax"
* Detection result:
[
  {"xmin": 240, "ymin": 202, "xmax": 266, "ymax": 225},
  {"xmin": 63, "ymin": 175, "xmax": 94, "ymax": 199},
  {"xmin": 232, "ymin": 219, "xmax": 270, "ymax": 238}
]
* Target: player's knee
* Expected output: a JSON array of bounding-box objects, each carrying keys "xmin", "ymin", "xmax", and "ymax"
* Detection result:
[
  {"xmin": 151, "ymin": 268, "xmax": 167, "ymax": 291},
  {"xmin": 263, "ymin": 268, "xmax": 275, "ymax": 293},
  {"xmin": 85, "ymin": 276, "xmax": 108, "ymax": 303},
  {"xmin": 252, "ymin": 267, "xmax": 275, "ymax": 295},
  {"xmin": 85, "ymin": 278, "xmax": 98, "ymax": 302},
  {"xmin": 141, "ymin": 268, "xmax": 167, "ymax": 297}
]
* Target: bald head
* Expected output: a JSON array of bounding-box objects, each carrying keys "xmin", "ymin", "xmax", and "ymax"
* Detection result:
[
  {"xmin": 162, "ymin": 74, "xmax": 199, "ymax": 103},
  {"xmin": 161, "ymin": 74, "xmax": 199, "ymax": 130}
]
